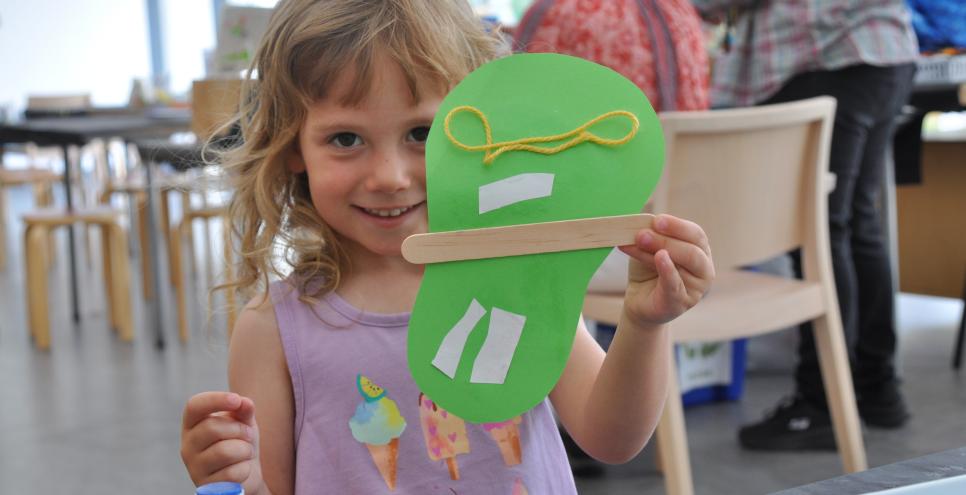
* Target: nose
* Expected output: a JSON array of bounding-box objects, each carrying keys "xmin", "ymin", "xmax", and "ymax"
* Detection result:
[{"xmin": 365, "ymin": 147, "xmax": 414, "ymax": 193}]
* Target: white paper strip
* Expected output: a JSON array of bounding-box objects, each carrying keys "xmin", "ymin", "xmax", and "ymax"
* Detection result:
[
  {"xmin": 432, "ymin": 299, "xmax": 487, "ymax": 379},
  {"xmin": 478, "ymin": 173, "xmax": 555, "ymax": 214},
  {"xmin": 470, "ymin": 307, "xmax": 526, "ymax": 384}
]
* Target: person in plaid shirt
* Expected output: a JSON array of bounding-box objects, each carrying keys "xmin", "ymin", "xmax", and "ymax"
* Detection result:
[{"xmin": 692, "ymin": 0, "xmax": 919, "ymax": 451}]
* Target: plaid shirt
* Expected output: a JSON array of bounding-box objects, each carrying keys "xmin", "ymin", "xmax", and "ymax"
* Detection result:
[{"xmin": 692, "ymin": 0, "xmax": 920, "ymax": 107}]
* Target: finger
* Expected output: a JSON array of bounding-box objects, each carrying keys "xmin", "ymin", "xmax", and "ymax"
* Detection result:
[
  {"xmin": 196, "ymin": 438, "xmax": 256, "ymax": 476},
  {"xmin": 231, "ymin": 396, "xmax": 257, "ymax": 427},
  {"xmin": 183, "ymin": 392, "xmax": 243, "ymax": 431},
  {"xmin": 187, "ymin": 415, "xmax": 254, "ymax": 453},
  {"xmin": 633, "ymin": 229, "xmax": 714, "ymax": 281},
  {"xmin": 655, "ymin": 249, "xmax": 686, "ymax": 298},
  {"xmin": 652, "ymin": 214, "xmax": 712, "ymax": 257},
  {"xmin": 197, "ymin": 460, "xmax": 254, "ymax": 487}
]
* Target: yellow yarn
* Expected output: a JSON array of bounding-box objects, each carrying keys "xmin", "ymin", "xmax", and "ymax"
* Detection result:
[{"xmin": 443, "ymin": 105, "xmax": 640, "ymax": 165}]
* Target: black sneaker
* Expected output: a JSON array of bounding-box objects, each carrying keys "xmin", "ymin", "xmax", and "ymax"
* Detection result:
[
  {"xmin": 738, "ymin": 396, "xmax": 836, "ymax": 451},
  {"xmin": 857, "ymin": 379, "xmax": 910, "ymax": 428}
]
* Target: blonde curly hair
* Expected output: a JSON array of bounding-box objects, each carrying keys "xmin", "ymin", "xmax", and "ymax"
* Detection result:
[{"xmin": 215, "ymin": 0, "xmax": 503, "ymax": 306}]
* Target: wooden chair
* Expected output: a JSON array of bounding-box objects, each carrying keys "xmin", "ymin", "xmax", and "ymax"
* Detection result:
[
  {"xmin": 23, "ymin": 207, "xmax": 133, "ymax": 350},
  {"xmin": 163, "ymin": 79, "xmax": 242, "ymax": 342},
  {"xmin": 582, "ymin": 96, "xmax": 867, "ymax": 495},
  {"xmin": 99, "ymin": 169, "xmax": 182, "ymax": 299},
  {"xmin": 169, "ymin": 204, "xmax": 234, "ymax": 342}
]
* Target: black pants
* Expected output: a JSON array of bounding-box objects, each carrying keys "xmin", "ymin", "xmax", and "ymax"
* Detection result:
[{"xmin": 761, "ymin": 63, "xmax": 917, "ymax": 405}]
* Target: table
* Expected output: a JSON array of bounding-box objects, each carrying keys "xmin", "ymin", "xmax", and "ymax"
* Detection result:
[
  {"xmin": 772, "ymin": 447, "xmax": 966, "ymax": 494},
  {"xmin": 0, "ymin": 109, "xmax": 191, "ymax": 348},
  {"xmin": 889, "ymin": 79, "xmax": 966, "ymax": 368}
]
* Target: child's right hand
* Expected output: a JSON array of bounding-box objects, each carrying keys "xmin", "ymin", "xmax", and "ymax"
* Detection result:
[{"xmin": 181, "ymin": 392, "xmax": 264, "ymax": 493}]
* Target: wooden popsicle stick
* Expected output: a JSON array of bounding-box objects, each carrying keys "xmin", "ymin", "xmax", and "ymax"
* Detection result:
[{"xmin": 402, "ymin": 213, "xmax": 654, "ymax": 264}]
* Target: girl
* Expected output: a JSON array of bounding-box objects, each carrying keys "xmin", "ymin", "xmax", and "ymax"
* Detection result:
[{"xmin": 180, "ymin": 1, "xmax": 714, "ymax": 494}]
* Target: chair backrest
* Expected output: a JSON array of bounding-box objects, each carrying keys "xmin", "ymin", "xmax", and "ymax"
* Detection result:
[
  {"xmin": 651, "ymin": 97, "xmax": 836, "ymax": 274},
  {"xmin": 191, "ymin": 79, "xmax": 242, "ymax": 141}
]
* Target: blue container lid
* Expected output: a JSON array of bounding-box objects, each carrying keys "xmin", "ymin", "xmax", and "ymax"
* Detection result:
[{"xmin": 196, "ymin": 482, "xmax": 244, "ymax": 495}]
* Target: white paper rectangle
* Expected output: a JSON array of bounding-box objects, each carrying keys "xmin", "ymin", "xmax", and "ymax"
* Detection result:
[
  {"xmin": 470, "ymin": 307, "xmax": 526, "ymax": 384},
  {"xmin": 478, "ymin": 173, "xmax": 555, "ymax": 214},
  {"xmin": 432, "ymin": 299, "xmax": 487, "ymax": 379}
]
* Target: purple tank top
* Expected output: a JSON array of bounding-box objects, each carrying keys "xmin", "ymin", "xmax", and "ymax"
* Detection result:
[{"xmin": 270, "ymin": 281, "xmax": 577, "ymax": 495}]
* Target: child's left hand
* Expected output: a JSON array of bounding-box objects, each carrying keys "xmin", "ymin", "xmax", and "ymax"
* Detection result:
[{"xmin": 618, "ymin": 214, "xmax": 714, "ymax": 326}]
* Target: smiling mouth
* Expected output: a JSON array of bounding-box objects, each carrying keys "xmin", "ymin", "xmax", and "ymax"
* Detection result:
[{"xmin": 359, "ymin": 202, "xmax": 424, "ymax": 218}]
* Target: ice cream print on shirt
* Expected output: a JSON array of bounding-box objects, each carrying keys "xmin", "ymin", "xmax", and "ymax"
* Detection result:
[
  {"xmin": 417, "ymin": 392, "xmax": 470, "ymax": 480},
  {"xmin": 349, "ymin": 375, "xmax": 406, "ymax": 491},
  {"xmin": 406, "ymin": 53, "xmax": 664, "ymax": 423}
]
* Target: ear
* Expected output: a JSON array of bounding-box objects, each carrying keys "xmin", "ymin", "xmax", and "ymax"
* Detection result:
[{"xmin": 286, "ymin": 142, "xmax": 307, "ymax": 173}]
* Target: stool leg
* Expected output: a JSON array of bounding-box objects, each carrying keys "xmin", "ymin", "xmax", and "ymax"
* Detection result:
[
  {"xmin": 100, "ymin": 223, "xmax": 117, "ymax": 332},
  {"xmin": 25, "ymin": 224, "xmax": 51, "ymax": 350},
  {"xmin": 172, "ymin": 221, "xmax": 188, "ymax": 342},
  {"xmin": 137, "ymin": 193, "xmax": 152, "ymax": 299},
  {"xmin": 108, "ymin": 223, "xmax": 133, "ymax": 342}
]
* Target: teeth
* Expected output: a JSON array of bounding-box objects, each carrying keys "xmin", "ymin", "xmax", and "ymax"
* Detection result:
[{"xmin": 363, "ymin": 205, "xmax": 413, "ymax": 217}]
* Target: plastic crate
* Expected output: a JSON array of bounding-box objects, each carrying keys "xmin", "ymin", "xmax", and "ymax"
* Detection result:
[
  {"xmin": 915, "ymin": 54, "xmax": 966, "ymax": 86},
  {"xmin": 680, "ymin": 339, "xmax": 746, "ymax": 408},
  {"xmin": 594, "ymin": 323, "xmax": 747, "ymax": 407}
]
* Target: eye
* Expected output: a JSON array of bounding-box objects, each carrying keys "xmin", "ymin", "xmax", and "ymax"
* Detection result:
[
  {"xmin": 407, "ymin": 126, "xmax": 430, "ymax": 143},
  {"xmin": 330, "ymin": 132, "xmax": 362, "ymax": 148}
]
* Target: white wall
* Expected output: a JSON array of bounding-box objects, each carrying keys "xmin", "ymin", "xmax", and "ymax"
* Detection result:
[
  {"xmin": 162, "ymin": 0, "xmax": 215, "ymax": 99},
  {"xmin": 0, "ymin": 0, "xmax": 152, "ymax": 116}
]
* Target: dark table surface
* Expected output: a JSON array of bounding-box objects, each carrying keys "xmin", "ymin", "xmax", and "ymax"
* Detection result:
[{"xmin": 0, "ymin": 109, "xmax": 191, "ymax": 146}]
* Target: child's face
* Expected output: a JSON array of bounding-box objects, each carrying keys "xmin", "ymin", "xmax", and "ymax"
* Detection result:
[{"xmin": 291, "ymin": 59, "xmax": 442, "ymax": 260}]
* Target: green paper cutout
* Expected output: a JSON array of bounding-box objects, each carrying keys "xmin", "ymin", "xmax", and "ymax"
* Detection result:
[{"xmin": 408, "ymin": 53, "xmax": 664, "ymax": 423}]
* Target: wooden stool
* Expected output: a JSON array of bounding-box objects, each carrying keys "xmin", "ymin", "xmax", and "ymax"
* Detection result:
[
  {"xmin": 170, "ymin": 205, "xmax": 235, "ymax": 342},
  {"xmin": 0, "ymin": 167, "xmax": 59, "ymax": 268},
  {"xmin": 23, "ymin": 207, "xmax": 133, "ymax": 350}
]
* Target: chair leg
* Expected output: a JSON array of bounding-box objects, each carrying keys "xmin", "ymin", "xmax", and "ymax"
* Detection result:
[
  {"xmin": 813, "ymin": 313, "xmax": 868, "ymax": 473},
  {"xmin": 160, "ymin": 188, "xmax": 173, "ymax": 284},
  {"xmin": 953, "ymin": 273, "xmax": 966, "ymax": 370},
  {"xmin": 171, "ymin": 221, "xmax": 188, "ymax": 342},
  {"xmin": 655, "ymin": 356, "xmax": 695, "ymax": 495},
  {"xmin": 137, "ymin": 193, "xmax": 152, "ymax": 299},
  {"xmin": 99, "ymin": 223, "xmax": 117, "ymax": 332},
  {"xmin": 181, "ymin": 191, "xmax": 198, "ymax": 278},
  {"xmin": 223, "ymin": 217, "xmax": 237, "ymax": 338},
  {"xmin": 25, "ymin": 224, "xmax": 51, "ymax": 350},
  {"xmin": 107, "ymin": 223, "xmax": 133, "ymax": 342}
]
